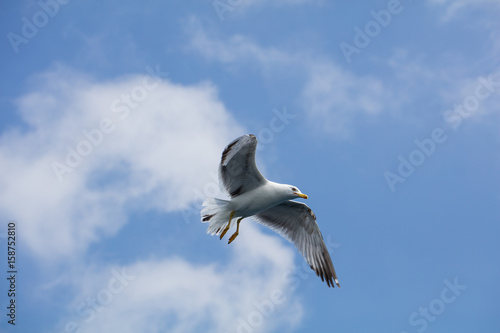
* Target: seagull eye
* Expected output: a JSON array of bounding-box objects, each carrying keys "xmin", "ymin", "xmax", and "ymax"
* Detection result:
[{"xmin": 291, "ymin": 187, "xmax": 298, "ymax": 192}]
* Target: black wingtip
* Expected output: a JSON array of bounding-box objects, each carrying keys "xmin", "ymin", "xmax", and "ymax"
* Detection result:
[
  {"xmin": 202, "ymin": 214, "xmax": 215, "ymax": 222},
  {"xmin": 221, "ymin": 138, "xmax": 240, "ymax": 165}
]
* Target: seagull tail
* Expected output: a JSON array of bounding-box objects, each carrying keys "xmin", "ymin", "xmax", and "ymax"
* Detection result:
[{"xmin": 201, "ymin": 198, "xmax": 233, "ymax": 236}]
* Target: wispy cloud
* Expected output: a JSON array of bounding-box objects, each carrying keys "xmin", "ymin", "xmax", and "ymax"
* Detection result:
[
  {"xmin": 186, "ymin": 16, "xmax": 296, "ymax": 69},
  {"xmin": 301, "ymin": 62, "xmax": 395, "ymax": 138},
  {"xmin": 229, "ymin": 0, "xmax": 317, "ymax": 11},
  {"xmin": 186, "ymin": 17, "xmax": 395, "ymax": 138},
  {"xmin": 212, "ymin": 0, "xmax": 319, "ymax": 21},
  {"xmin": 427, "ymin": 0, "xmax": 500, "ymax": 22}
]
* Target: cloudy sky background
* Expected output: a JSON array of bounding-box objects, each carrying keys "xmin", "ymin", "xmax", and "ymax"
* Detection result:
[{"xmin": 1, "ymin": 0, "xmax": 499, "ymax": 332}]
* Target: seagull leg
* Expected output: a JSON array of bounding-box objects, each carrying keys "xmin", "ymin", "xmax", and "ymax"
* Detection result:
[
  {"xmin": 219, "ymin": 211, "xmax": 235, "ymax": 240},
  {"xmin": 228, "ymin": 217, "xmax": 244, "ymax": 244}
]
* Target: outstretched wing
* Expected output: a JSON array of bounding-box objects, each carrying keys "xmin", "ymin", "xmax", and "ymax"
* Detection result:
[
  {"xmin": 219, "ymin": 134, "xmax": 267, "ymax": 198},
  {"xmin": 255, "ymin": 201, "xmax": 340, "ymax": 288}
]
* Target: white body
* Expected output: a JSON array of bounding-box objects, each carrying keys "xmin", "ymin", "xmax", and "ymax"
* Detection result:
[
  {"xmin": 201, "ymin": 181, "xmax": 299, "ymax": 235},
  {"xmin": 228, "ymin": 181, "xmax": 293, "ymax": 218}
]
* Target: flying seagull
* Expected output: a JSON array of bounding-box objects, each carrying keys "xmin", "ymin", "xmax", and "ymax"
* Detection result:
[{"xmin": 201, "ymin": 134, "xmax": 340, "ymax": 288}]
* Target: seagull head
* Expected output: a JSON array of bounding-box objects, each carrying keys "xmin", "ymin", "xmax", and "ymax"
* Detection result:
[{"xmin": 288, "ymin": 185, "xmax": 308, "ymax": 200}]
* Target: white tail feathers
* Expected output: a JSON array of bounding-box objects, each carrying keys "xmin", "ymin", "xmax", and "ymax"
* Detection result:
[{"xmin": 201, "ymin": 198, "xmax": 233, "ymax": 236}]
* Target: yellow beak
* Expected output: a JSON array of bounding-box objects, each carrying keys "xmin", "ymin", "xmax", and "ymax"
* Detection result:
[{"xmin": 296, "ymin": 193, "xmax": 308, "ymax": 199}]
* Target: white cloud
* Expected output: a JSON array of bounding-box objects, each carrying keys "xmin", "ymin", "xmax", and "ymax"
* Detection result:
[
  {"xmin": 186, "ymin": 18, "xmax": 394, "ymax": 138},
  {"xmin": 0, "ymin": 64, "xmax": 244, "ymax": 260},
  {"xmin": 1, "ymin": 64, "xmax": 313, "ymax": 333},
  {"xmin": 54, "ymin": 223, "xmax": 303, "ymax": 333}
]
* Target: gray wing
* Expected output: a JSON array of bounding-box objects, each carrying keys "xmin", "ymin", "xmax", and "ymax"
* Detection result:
[
  {"xmin": 255, "ymin": 201, "xmax": 340, "ymax": 288},
  {"xmin": 219, "ymin": 134, "xmax": 267, "ymax": 198}
]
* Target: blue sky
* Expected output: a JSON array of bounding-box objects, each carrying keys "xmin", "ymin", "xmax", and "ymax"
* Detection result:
[{"xmin": 1, "ymin": 0, "xmax": 499, "ymax": 332}]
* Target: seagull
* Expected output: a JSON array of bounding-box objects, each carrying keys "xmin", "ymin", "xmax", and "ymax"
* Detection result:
[{"xmin": 201, "ymin": 134, "xmax": 340, "ymax": 288}]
